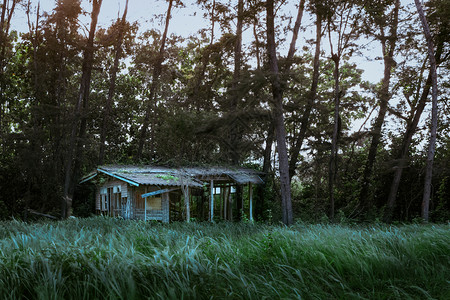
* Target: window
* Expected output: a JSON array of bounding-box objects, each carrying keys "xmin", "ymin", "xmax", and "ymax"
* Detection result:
[{"xmin": 146, "ymin": 196, "xmax": 162, "ymax": 210}]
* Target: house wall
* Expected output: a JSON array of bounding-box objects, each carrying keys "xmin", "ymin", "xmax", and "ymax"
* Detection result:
[
  {"xmin": 96, "ymin": 179, "xmax": 128, "ymax": 214},
  {"xmin": 132, "ymin": 185, "xmax": 171, "ymax": 223},
  {"xmin": 94, "ymin": 178, "xmax": 171, "ymax": 223}
]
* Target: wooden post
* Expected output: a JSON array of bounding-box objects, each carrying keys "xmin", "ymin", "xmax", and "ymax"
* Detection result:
[
  {"xmin": 228, "ymin": 186, "xmax": 233, "ymax": 220},
  {"xmin": 224, "ymin": 186, "xmax": 228, "ymax": 221},
  {"xmin": 210, "ymin": 180, "xmax": 214, "ymax": 222},
  {"xmin": 220, "ymin": 185, "xmax": 224, "ymax": 219},
  {"xmin": 144, "ymin": 187, "xmax": 147, "ymax": 221},
  {"xmin": 185, "ymin": 186, "xmax": 190, "ymax": 222},
  {"xmin": 249, "ymin": 182, "xmax": 253, "ymax": 222}
]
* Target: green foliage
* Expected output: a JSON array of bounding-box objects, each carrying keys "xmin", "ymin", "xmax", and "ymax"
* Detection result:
[
  {"xmin": 156, "ymin": 174, "xmax": 179, "ymax": 181},
  {"xmin": 0, "ymin": 217, "xmax": 448, "ymax": 299},
  {"xmin": 1, "ymin": 0, "xmax": 450, "ymax": 224},
  {"xmin": 434, "ymin": 176, "xmax": 450, "ymax": 222}
]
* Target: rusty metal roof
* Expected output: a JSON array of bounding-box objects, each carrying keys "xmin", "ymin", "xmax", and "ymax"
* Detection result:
[
  {"xmin": 97, "ymin": 166, "xmax": 204, "ymax": 188},
  {"xmin": 81, "ymin": 165, "xmax": 264, "ymax": 186},
  {"xmin": 182, "ymin": 167, "xmax": 263, "ymax": 184}
]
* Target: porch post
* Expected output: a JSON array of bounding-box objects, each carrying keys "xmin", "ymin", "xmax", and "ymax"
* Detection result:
[
  {"xmin": 185, "ymin": 186, "xmax": 190, "ymax": 222},
  {"xmin": 223, "ymin": 185, "xmax": 228, "ymax": 221},
  {"xmin": 249, "ymin": 182, "xmax": 253, "ymax": 222},
  {"xmin": 210, "ymin": 180, "xmax": 214, "ymax": 222},
  {"xmin": 144, "ymin": 187, "xmax": 147, "ymax": 221}
]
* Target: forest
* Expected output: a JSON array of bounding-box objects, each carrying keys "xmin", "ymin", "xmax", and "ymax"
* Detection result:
[{"xmin": 0, "ymin": 0, "xmax": 449, "ymax": 224}]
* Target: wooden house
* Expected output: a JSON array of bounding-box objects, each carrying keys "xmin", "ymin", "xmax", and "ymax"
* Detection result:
[{"xmin": 80, "ymin": 165, "xmax": 263, "ymax": 223}]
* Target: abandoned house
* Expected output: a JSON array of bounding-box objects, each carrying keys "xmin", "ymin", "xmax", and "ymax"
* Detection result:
[{"xmin": 80, "ymin": 165, "xmax": 264, "ymax": 223}]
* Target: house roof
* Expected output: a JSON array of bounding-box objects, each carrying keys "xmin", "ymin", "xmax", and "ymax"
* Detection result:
[
  {"xmin": 183, "ymin": 167, "xmax": 264, "ymax": 184},
  {"xmin": 97, "ymin": 166, "xmax": 204, "ymax": 188},
  {"xmin": 80, "ymin": 165, "xmax": 264, "ymax": 186}
]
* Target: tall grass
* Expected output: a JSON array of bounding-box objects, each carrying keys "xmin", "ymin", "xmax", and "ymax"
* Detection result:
[{"xmin": 0, "ymin": 217, "xmax": 448, "ymax": 299}]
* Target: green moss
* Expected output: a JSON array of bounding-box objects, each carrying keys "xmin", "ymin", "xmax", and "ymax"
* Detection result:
[{"xmin": 156, "ymin": 174, "xmax": 179, "ymax": 181}]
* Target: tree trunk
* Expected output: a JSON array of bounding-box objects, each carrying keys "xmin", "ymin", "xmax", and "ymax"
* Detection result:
[
  {"xmin": 289, "ymin": 12, "xmax": 322, "ymax": 181},
  {"xmin": 414, "ymin": 0, "xmax": 438, "ymax": 222},
  {"xmin": 266, "ymin": 0, "xmax": 293, "ymax": 225},
  {"xmin": 98, "ymin": 0, "xmax": 129, "ymax": 165},
  {"xmin": 359, "ymin": 0, "xmax": 400, "ymax": 219},
  {"xmin": 0, "ymin": 0, "xmax": 6, "ymax": 142},
  {"xmin": 0, "ymin": 0, "xmax": 17, "ymax": 147},
  {"xmin": 252, "ymin": 21, "xmax": 261, "ymax": 70},
  {"xmin": 285, "ymin": 0, "xmax": 306, "ymax": 68},
  {"xmin": 136, "ymin": 0, "xmax": 173, "ymax": 161},
  {"xmin": 229, "ymin": 0, "xmax": 243, "ymax": 166},
  {"xmin": 26, "ymin": 1, "xmax": 40, "ymax": 99},
  {"xmin": 63, "ymin": 0, "xmax": 102, "ymax": 219},
  {"xmin": 328, "ymin": 54, "xmax": 340, "ymax": 222}
]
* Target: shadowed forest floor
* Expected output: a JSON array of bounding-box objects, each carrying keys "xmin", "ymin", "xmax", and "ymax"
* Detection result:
[{"xmin": 0, "ymin": 217, "xmax": 449, "ymax": 299}]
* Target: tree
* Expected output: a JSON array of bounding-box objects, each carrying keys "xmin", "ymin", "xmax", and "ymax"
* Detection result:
[
  {"xmin": 136, "ymin": 0, "xmax": 176, "ymax": 161},
  {"xmin": 325, "ymin": 0, "xmax": 361, "ymax": 221},
  {"xmin": 63, "ymin": 0, "xmax": 103, "ymax": 218},
  {"xmin": 414, "ymin": 0, "xmax": 438, "ymax": 222},
  {"xmin": 358, "ymin": 0, "xmax": 401, "ymax": 219},
  {"xmin": 289, "ymin": 0, "xmax": 320, "ymax": 182},
  {"xmin": 386, "ymin": 45, "xmax": 444, "ymax": 222},
  {"xmin": 229, "ymin": 0, "xmax": 243, "ymax": 166},
  {"xmin": 0, "ymin": 0, "xmax": 19, "ymax": 147},
  {"xmin": 98, "ymin": 0, "xmax": 129, "ymax": 165},
  {"xmin": 266, "ymin": 0, "xmax": 306, "ymax": 225}
]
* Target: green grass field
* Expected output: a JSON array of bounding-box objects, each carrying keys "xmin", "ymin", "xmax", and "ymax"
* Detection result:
[{"xmin": 0, "ymin": 217, "xmax": 448, "ymax": 299}]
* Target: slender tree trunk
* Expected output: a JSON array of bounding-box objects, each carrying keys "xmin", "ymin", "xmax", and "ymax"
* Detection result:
[
  {"xmin": 253, "ymin": 15, "xmax": 266, "ymax": 221},
  {"xmin": 0, "ymin": 0, "xmax": 17, "ymax": 147},
  {"xmin": 359, "ymin": 0, "xmax": 400, "ymax": 219},
  {"xmin": 266, "ymin": 0, "xmax": 293, "ymax": 225},
  {"xmin": 229, "ymin": 0, "xmax": 243, "ymax": 167},
  {"xmin": 63, "ymin": 0, "xmax": 102, "ymax": 218},
  {"xmin": 289, "ymin": 12, "xmax": 322, "ymax": 181},
  {"xmin": 99, "ymin": 0, "xmax": 129, "ymax": 165},
  {"xmin": 136, "ymin": 0, "xmax": 173, "ymax": 161},
  {"xmin": 414, "ymin": 0, "xmax": 438, "ymax": 222},
  {"xmin": 328, "ymin": 54, "xmax": 340, "ymax": 222},
  {"xmin": 26, "ymin": 1, "xmax": 40, "ymax": 98},
  {"xmin": 285, "ymin": 0, "xmax": 305, "ymax": 67},
  {"xmin": 0, "ymin": 0, "xmax": 6, "ymax": 144},
  {"xmin": 252, "ymin": 21, "xmax": 261, "ymax": 70},
  {"xmin": 230, "ymin": 0, "xmax": 244, "ymax": 221}
]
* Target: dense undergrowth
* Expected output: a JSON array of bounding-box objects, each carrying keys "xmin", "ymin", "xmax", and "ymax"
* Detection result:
[{"xmin": 0, "ymin": 217, "xmax": 449, "ymax": 299}]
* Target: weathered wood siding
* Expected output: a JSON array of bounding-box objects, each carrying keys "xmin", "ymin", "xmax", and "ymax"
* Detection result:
[
  {"xmin": 95, "ymin": 180, "xmax": 171, "ymax": 222},
  {"xmin": 96, "ymin": 179, "xmax": 129, "ymax": 213},
  {"xmin": 95, "ymin": 189, "xmax": 101, "ymax": 211}
]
